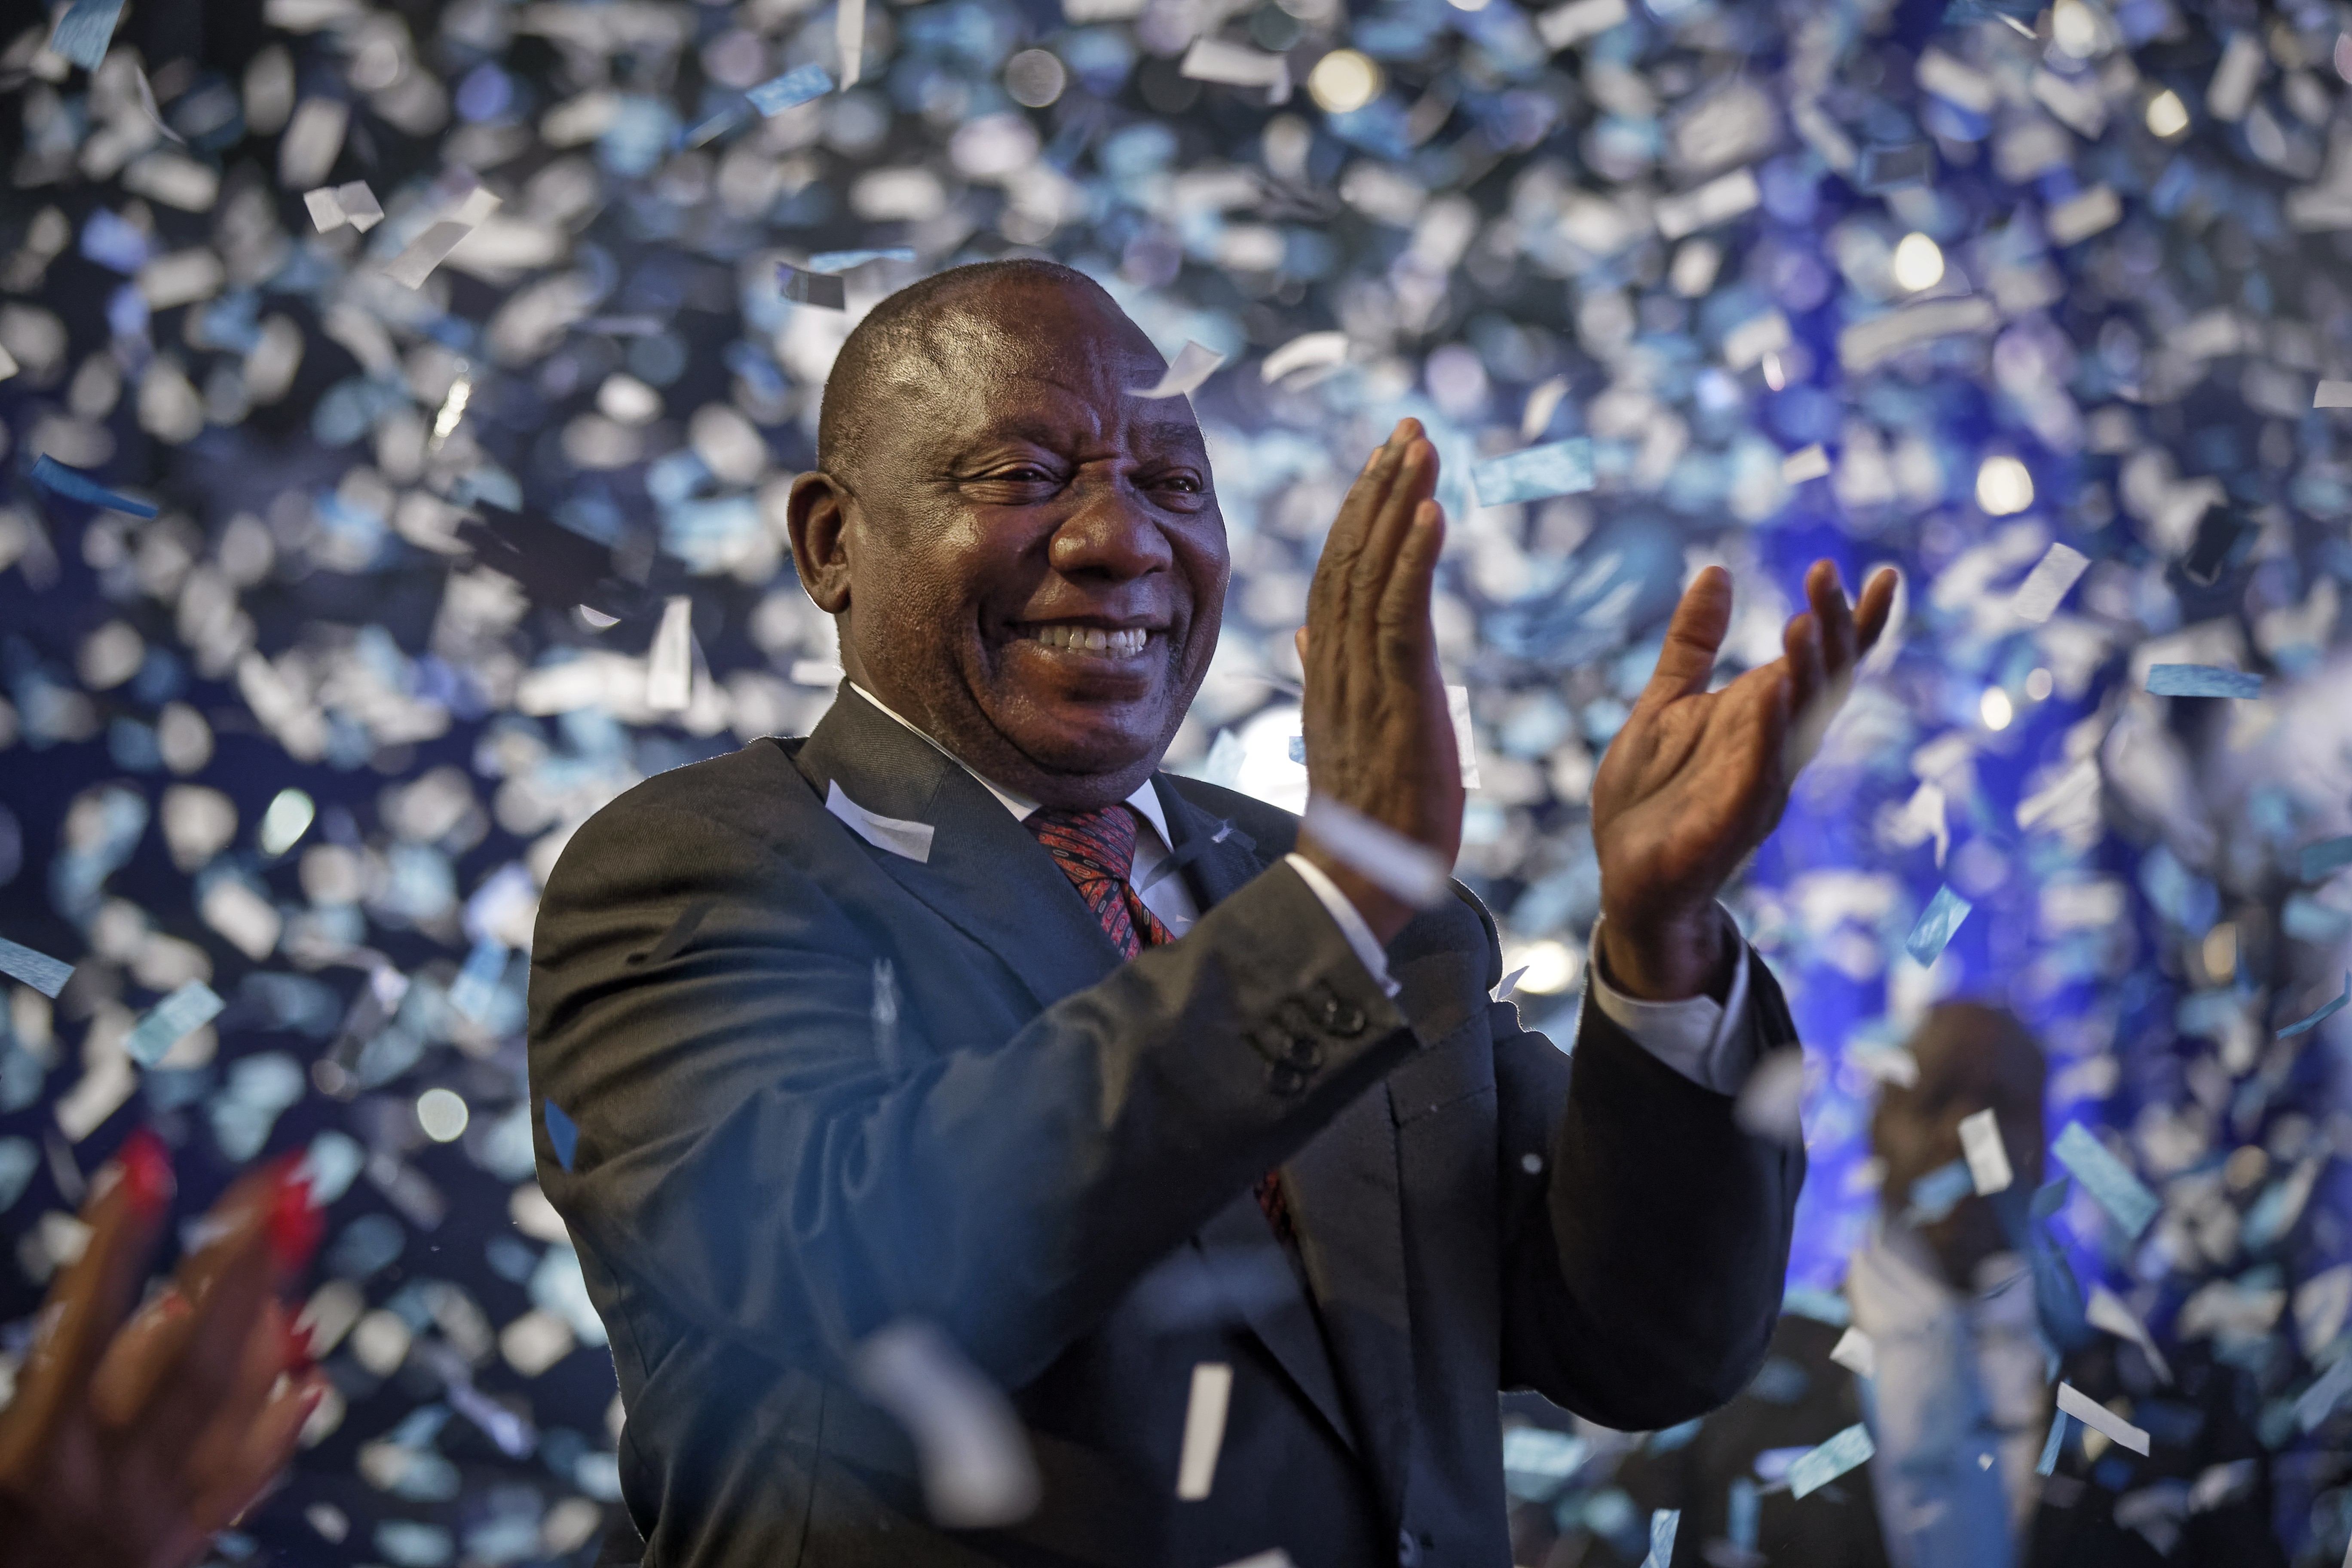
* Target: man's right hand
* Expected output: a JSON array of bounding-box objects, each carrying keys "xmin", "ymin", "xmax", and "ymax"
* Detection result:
[{"xmin": 1293, "ymin": 418, "xmax": 1464, "ymax": 946}]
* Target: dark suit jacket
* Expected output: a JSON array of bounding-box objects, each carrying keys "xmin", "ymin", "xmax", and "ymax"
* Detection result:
[{"xmin": 526, "ymin": 688, "xmax": 1805, "ymax": 1568}]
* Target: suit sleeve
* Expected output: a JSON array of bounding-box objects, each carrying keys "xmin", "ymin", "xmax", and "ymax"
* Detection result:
[
  {"xmin": 527, "ymin": 799, "xmax": 1415, "ymax": 1391},
  {"xmin": 1487, "ymin": 907, "xmax": 1804, "ymax": 1429}
]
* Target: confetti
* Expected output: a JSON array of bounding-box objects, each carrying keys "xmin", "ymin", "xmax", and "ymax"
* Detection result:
[
  {"xmin": 2086, "ymin": 1285, "xmax": 2172, "ymax": 1382},
  {"xmin": 646, "ymin": 595, "xmax": 697, "ymax": 713},
  {"xmin": 1828, "ymin": 1326, "xmax": 1875, "ymax": 1379},
  {"xmin": 1902, "ymin": 884, "xmax": 1972, "ymax": 967},
  {"xmin": 852, "ymin": 1321, "xmax": 1040, "ymax": 1528},
  {"xmin": 1957, "ymin": 1108, "xmax": 2012, "ymax": 1195},
  {"xmin": 1130, "ymin": 341, "xmax": 1225, "ymax": 400},
  {"xmin": 2055, "ymin": 1382, "xmax": 2150, "ymax": 1455},
  {"xmin": 2008, "ymin": 542, "xmax": 2089, "ymax": 623},
  {"xmin": 2052, "ymin": 1121, "xmax": 2160, "ymax": 1239},
  {"xmin": 778, "ymin": 265, "xmax": 848, "ymax": 310},
  {"xmin": 1787, "ymin": 1423, "xmax": 1875, "ymax": 1498},
  {"xmin": 0, "ymin": 936, "xmax": 76, "ymax": 998},
  {"xmin": 826, "ymin": 781, "xmax": 936, "ymax": 864},
  {"xmin": 1299, "ymin": 795, "xmax": 1450, "ymax": 908},
  {"xmin": 1469, "ymin": 439, "xmax": 1596, "ymax": 507},
  {"xmin": 806, "ymin": 248, "xmax": 918, "ymax": 273},
  {"xmin": 542, "ymin": 1099, "xmax": 579, "ymax": 1173},
  {"xmin": 2304, "ymin": 836, "xmax": 2352, "ymax": 880},
  {"xmin": 2296, "ymin": 1354, "xmax": 2352, "ymax": 1432},
  {"xmin": 28, "ymin": 455, "xmax": 158, "ymax": 518},
  {"xmin": 2146, "ymin": 664, "xmax": 2262, "ymax": 698},
  {"xmin": 747, "ymin": 65, "xmax": 834, "ymax": 116},
  {"xmin": 1640, "ymin": 1508, "xmax": 1679, "ymax": 1568},
  {"xmin": 124, "ymin": 980, "xmax": 225, "ymax": 1068},
  {"xmin": 2316, "ymin": 381, "xmax": 2352, "ymax": 409},
  {"xmin": 2276, "ymin": 973, "xmax": 2350, "ymax": 1038},
  {"xmin": 1260, "ymin": 331, "xmax": 1349, "ymax": 384},
  {"xmin": 1175, "ymin": 1361, "xmax": 1232, "ymax": 1499},
  {"xmin": 1781, "ymin": 444, "xmax": 1831, "ymax": 484},
  {"xmin": 48, "ymin": 0, "xmax": 127, "ymax": 71},
  {"xmin": 2037, "ymin": 1408, "xmax": 2068, "ymax": 1475},
  {"xmin": 1902, "ymin": 1158, "xmax": 1975, "ymax": 1226}
]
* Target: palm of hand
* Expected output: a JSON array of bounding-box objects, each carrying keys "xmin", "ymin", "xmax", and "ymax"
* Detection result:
[
  {"xmin": 1587, "ymin": 560, "xmax": 1896, "ymax": 995},
  {"xmin": 1592, "ymin": 661, "xmax": 1788, "ymax": 928}
]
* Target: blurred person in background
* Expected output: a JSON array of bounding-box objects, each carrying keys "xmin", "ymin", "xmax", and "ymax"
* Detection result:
[{"xmin": 1520, "ymin": 1002, "xmax": 2279, "ymax": 1568}]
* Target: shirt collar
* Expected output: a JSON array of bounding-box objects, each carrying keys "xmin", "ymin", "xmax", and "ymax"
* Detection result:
[{"xmin": 846, "ymin": 682, "xmax": 1171, "ymax": 847}]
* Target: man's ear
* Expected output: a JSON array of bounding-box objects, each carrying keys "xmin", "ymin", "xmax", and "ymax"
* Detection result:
[{"xmin": 787, "ymin": 471, "xmax": 855, "ymax": 613}]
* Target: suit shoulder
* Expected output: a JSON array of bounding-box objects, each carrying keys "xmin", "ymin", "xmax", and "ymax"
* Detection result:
[{"xmin": 548, "ymin": 738, "xmax": 818, "ymax": 881}]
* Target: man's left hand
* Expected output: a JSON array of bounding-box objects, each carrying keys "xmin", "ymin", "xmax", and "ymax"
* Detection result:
[{"xmin": 1592, "ymin": 559, "xmax": 1899, "ymax": 1001}]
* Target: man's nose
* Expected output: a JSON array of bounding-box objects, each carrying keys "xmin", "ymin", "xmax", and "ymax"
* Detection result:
[{"xmin": 1047, "ymin": 475, "xmax": 1173, "ymax": 581}]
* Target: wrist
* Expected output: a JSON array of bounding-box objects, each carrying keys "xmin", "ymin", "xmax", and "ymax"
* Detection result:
[
  {"xmin": 1596, "ymin": 904, "xmax": 1727, "ymax": 1002},
  {"xmin": 1295, "ymin": 836, "xmax": 1414, "ymax": 946}
]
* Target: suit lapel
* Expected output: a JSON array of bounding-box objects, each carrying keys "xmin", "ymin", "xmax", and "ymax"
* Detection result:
[
  {"xmin": 1160, "ymin": 777, "xmax": 1418, "ymax": 1514},
  {"xmin": 1192, "ymin": 1196, "xmax": 1358, "ymax": 1455},
  {"xmin": 791, "ymin": 689, "xmax": 1124, "ymax": 1010},
  {"xmin": 1285, "ymin": 1082, "xmax": 1416, "ymax": 1528}
]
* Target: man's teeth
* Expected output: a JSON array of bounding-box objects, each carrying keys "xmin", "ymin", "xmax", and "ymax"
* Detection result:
[{"xmin": 1031, "ymin": 625, "xmax": 1148, "ymax": 655}]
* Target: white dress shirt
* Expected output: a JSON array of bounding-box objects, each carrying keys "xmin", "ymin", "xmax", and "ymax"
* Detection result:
[{"xmin": 846, "ymin": 684, "xmax": 1758, "ymax": 1093}]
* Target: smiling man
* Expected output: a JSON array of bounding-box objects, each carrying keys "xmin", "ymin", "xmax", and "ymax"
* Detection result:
[{"xmin": 527, "ymin": 260, "xmax": 1897, "ymax": 1568}]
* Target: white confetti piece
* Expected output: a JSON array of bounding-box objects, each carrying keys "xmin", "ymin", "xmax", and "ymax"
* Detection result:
[
  {"xmin": 2055, "ymin": 1382, "xmax": 2150, "ymax": 1455},
  {"xmin": 646, "ymin": 595, "xmax": 697, "ymax": 713},
  {"xmin": 1175, "ymin": 1361, "xmax": 1233, "ymax": 1499},
  {"xmin": 853, "ymin": 1320, "xmax": 1041, "ymax": 1528},
  {"xmin": 1299, "ymin": 795, "xmax": 1451, "ymax": 908},
  {"xmin": 2009, "ymin": 542, "xmax": 2089, "ymax": 623},
  {"xmin": 1131, "ymin": 340, "xmax": 1225, "ymax": 399},
  {"xmin": 1829, "ymin": 1326, "xmax": 1875, "ymax": 1379},
  {"xmin": 1781, "ymin": 444, "xmax": 1831, "ymax": 483},
  {"xmin": 1957, "ymin": 1108, "xmax": 2012, "ymax": 1195},
  {"xmin": 2086, "ymin": 1285, "xmax": 2173, "ymax": 1382},
  {"xmin": 827, "ymin": 781, "xmax": 936, "ymax": 864},
  {"xmin": 837, "ymin": 0, "xmax": 868, "ymax": 88},
  {"xmin": 1447, "ymin": 684, "xmax": 1480, "ymax": 790},
  {"xmin": 1261, "ymin": 330, "xmax": 1349, "ymax": 384},
  {"xmin": 1733, "ymin": 1046, "xmax": 1805, "ymax": 1144}
]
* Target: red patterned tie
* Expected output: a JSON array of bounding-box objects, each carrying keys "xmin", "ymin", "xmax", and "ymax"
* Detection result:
[{"xmin": 1026, "ymin": 805, "xmax": 1295, "ymax": 1244}]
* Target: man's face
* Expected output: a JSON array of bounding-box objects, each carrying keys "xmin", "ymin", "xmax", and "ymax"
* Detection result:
[{"xmin": 799, "ymin": 279, "xmax": 1230, "ymax": 808}]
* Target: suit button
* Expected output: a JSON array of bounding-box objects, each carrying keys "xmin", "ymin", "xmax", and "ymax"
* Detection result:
[{"xmin": 1315, "ymin": 983, "xmax": 1367, "ymax": 1037}]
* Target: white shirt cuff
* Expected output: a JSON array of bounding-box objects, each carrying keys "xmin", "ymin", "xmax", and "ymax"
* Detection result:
[
  {"xmin": 1283, "ymin": 852, "xmax": 1402, "ymax": 998},
  {"xmin": 1586, "ymin": 906, "xmax": 1761, "ymax": 1095}
]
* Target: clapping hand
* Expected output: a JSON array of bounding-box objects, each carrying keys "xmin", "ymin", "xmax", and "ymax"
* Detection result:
[
  {"xmin": 1592, "ymin": 560, "xmax": 1900, "ymax": 1000},
  {"xmin": 0, "ymin": 1133, "xmax": 328, "ymax": 1568}
]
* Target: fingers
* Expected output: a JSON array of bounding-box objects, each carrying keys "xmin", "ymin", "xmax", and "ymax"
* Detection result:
[
  {"xmin": 1314, "ymin": 419, "xmax": 1419, "ymax": 591},
  {"xmin": 1853, "ymin": 566, "xmax": 1900, "ymax": 652},
  {"xmin": 0, "ymin": 1131, "xmax": 172, "ymax": 1463},
  {"xmin": 1639, "ymin": 566, "xmax": 1734, "ymax": 707},
  {"xmin": 139, "ymin": 1163, "xmax": 304, "ymax": 1455},
  {"xmin": 1374, "ymin": 499, "xmax": 1446, "ymax": 654},
  {"xmin": 1808, "ymin": 560, "xmax": 1857, "ymax": 675},
  {"xmin": 207, "ymin": 1369, "xmax": 327, "ymax": 1530}
]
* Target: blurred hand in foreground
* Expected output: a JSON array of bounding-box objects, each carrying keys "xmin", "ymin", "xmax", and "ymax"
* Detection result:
[{"xmin": 0, "ymin": 1133, "xmax": 327, "ymax": 1568}]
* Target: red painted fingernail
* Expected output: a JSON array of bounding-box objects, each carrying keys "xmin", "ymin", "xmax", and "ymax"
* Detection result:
[
  {"xmin": 120, "ymin": 1129, "xmax": 174, "ymax": 1219},
  {"xmin": 267, "ymin": 1162, "xmax": 322, "ymax": 1274}
]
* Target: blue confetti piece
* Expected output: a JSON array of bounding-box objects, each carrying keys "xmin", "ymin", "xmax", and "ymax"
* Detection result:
[
  {"xmin": 1903, "ymin": 884, "xmax": 1972, "ymax": 967},
  {"xmin": 1640, "ymin": 1508, "xmax": 1679, "ymax": 1568},
  {"xmin": 0, "ymin": 936, "xmax": 76, "ymax": 998},
  {"xmin": 2302, "ymin": 836, "xmax": 2352, "ymax": 881},
  {"xmin": 123, "ymin": 980, "xmax": 224, "ymax": 1067},
  {"xmin": 2051, "ymin": 1121, "xmax": 2159, "ymax": 1239},
  {"xmin": 682, "ymin": 105, "xmax": 747, "ymax": 148},
  {"xmin": 544, "ymin": 1097, "xmax": 579, "ymax": 1172},
  {"xmin": 806, "ymin": 248, "xmax": 918, "ymax": 273},
  {"xmin": 2146, "ymin": 663, "xmax": 2262, "ymax": 698},
  {"xmin": 1787, "ymin": 1422, "xmax": 1874, "ymax": 1498},
  {"xmin": 48, "ymin": 0, "xmax": 126, "ymax": 70},
  {"xmin": 2036, "ymin": 1408, "xmax": 2068, "ymax": 1475},
  {"xmin": 778, "ymin": 265, "xmax": 847, "ymax": 310},
  {"xmin": 29, "ymin": 454, "xmax": 159, "ymax": 518},
  {"xmin": 2030, "ymin": 1175, "xmax": 2070, "ymax": 1221},
  {"xmin": 1728, "ymin": 1478, "xmax": 1758, "ymax": 1550},
  {"xmin": 746, "ymin": 64, "xmax": 834, "ymax": 116},
  {"xmin": 2296, "ymin": 1354, "xmax": 2352, "ymax": 1431},
  {"xmin": 2277, "ymin": 972, "xmax": 2350, "ymax": 1038},
  {"xmin": 1783, "ymin": 1284, "xmax": 1851, "ymax": 1326},
  {"xmin": 1902, "ymin": 1158, "xmax": 1975, "ymax": 1226},
  {"xmin": 1469, "ymin": 438, "xmax": 1595, "ymax": 507}
]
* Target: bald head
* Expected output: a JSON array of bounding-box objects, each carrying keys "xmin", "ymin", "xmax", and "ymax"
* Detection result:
[
  {"xmin": 816, "ymin": 259, "xmax": 1128, "ymax": 488},
  {"xmin": 784, "ymin": 260, "xmax": 1229, "ymax": 809}
]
